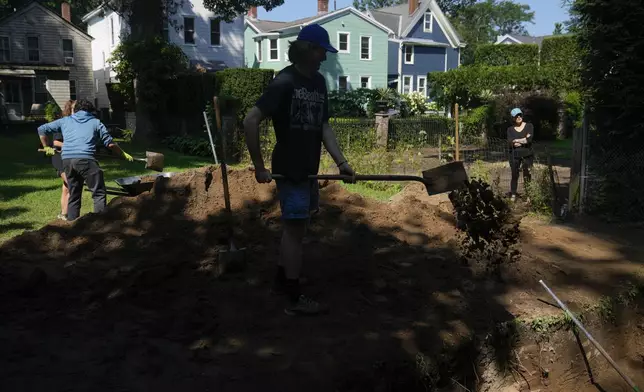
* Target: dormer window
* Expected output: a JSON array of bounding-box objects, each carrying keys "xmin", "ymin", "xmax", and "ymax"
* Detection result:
[{"xmin": 424, "ymin": 11, "xmax": 433, "ymax": 33}]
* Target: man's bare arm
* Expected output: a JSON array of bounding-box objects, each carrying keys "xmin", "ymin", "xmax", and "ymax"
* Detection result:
[
  {"xmin": 322, "ymin": 122, "xmax": 347, "ymax": 165},
  {"xmin": 243, "ymin": 106, "xmax": 268, "ymax": 170}
]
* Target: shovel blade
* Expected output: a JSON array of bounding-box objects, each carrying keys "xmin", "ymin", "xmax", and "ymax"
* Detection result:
[
  {"xmin": 145, "ymin": 151, "xmax": 165, "ymax": 172},
  {"xmin": 422, "ymin": 161, "xmax": 468, "ymax": 195}
]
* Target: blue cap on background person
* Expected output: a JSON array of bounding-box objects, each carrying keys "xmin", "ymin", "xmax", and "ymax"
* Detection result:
[
  {"xmin": 297, "ymin": 24, "xmax": 338, "ymax": 53},
  {"xmin": 510, "ymin": 108, "xmax": 523, "ymax": 117}
]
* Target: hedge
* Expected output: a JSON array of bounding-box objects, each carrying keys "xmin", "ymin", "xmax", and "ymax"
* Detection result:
[
  {"xmin": 474, "ymin": 44, "xmax": 540, "ymax": 66},
  {"xmin": 215, "ymin": 68, "xmax": 275, "ymax": 121},
  {"xmin": 540, "ymin": 35, "xmax": 580, "ymax": 91},
  {"xmin": 427, "ymin": 65, "xmax": 553, "ymax": 107}
]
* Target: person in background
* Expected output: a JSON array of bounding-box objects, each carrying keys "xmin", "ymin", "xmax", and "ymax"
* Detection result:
[
  {"xmin": 49, "ymin": 100, "xmax": 75, "ymax": 220},
  {"xmin": 37, "ymin": 99, "xmax": 134, "ymax": 221},
  {"xmin": 507, "ymin": 107, "xmax": 534, "ymax": 201},
  {"xmin": 243, "ymin": 24, "xmax": 355, "ymax": 316}
]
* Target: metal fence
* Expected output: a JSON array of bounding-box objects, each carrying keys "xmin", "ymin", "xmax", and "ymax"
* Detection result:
[
  {"xmin": 576, "ymin": 113, "xmax": 644, "ymax": 221},
  {"xmin": 388, "ymin": 116, "xmax": 455, "ymax": 149}
]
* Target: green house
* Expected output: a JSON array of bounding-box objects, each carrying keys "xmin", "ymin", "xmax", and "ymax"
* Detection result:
[{"xmin": 244, "ymin": 5, "xmax": 394, "ymax": 91}]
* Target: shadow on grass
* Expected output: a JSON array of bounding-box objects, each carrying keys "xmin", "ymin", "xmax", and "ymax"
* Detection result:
[
  {"xmin": 0, "ymin": 221, "xmax": 36, "ymax": 235},
  {"xmin": 0, "ymin": 185, "xmax": 60, "ymax": 202}
]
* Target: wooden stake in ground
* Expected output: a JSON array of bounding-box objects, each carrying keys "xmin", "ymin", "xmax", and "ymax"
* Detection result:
[{"xmin": 455, "ymin": 103, "xmax": 460, "ymax": 161}]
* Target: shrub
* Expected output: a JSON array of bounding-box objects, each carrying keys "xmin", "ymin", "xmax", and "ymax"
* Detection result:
[
  {"xmin": 328, "ymin": 89, "xmax": 371, "ymax": 117},
  {"xmin": 401, "ymin": 92, "xmax": 429, "ymax": 116},
  {"xmin": 214, "ymin": 68, "xmax": 275, "ymax": 123},
  {"xmin": 563, "ymin": 90, "xmax": 583, "ymax": 131},
  {"xmin": 475, "ymin": 44, "xmax": 539, "ymax": 66},
  {"xmin": 45, "ymin": 101, "xmax": 61, "ymax": 122},
  {"xmin": 460, "ymin": 105, "xmax": 490, "ymax": 138},
  {"xmin": 525, "ymin": 164, "xmax": 553, "ymax": 216},
  {"xmin": 427, "ymin": 65, "xmax": 552, "ymax": 108},
  {"xmin": 163, "ymin": 135, "xmax": 212, "ymax": 157},
  {"xmin": 487, "ymin": 90, "xmax": 560, "ymax": 140},
  {"xmin": 540, "ymin": 36, "xmax": 580, "ymax": 91},
  {"xmin": 449, "ymin": 179, "xmax": 521, "ymax": 277}
]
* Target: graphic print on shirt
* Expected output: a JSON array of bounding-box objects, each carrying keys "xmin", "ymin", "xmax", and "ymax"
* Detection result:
[{"xmin": 290, "ymin": 87, "xmax": 325, "ymax": 131}]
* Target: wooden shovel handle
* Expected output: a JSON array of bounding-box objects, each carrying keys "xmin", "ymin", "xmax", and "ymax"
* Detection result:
[
  {"xmin": 38, "ymin": 149, "xmax": 144, "ymax": 163},
  {"xmin": 271, "ymin": 174, "xmax": 428, "ymax": 183}
]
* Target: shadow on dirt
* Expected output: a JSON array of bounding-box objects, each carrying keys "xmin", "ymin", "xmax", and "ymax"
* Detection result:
[{"xmin": 0, "ymin": 169, "xmax": 641, "ymax": 392}]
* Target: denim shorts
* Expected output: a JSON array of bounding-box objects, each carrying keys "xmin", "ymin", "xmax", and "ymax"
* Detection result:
[{"xmin": 276, "ymin": 179, "xmax": 320, "ymax": 220}]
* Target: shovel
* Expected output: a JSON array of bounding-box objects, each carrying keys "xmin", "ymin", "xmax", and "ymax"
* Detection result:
[
  {"xmin": 38, "ymin": 149, "xmax": 165, "ymax": 172},
  {"xmin": 272, "ymin": 161, "xmax": 469, "ymax": 196},
  {"xmin": 212, "ymin": 96, "xmax": 246, "ymax": 275}
]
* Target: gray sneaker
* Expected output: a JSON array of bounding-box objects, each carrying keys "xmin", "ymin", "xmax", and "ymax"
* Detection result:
[{"xmin": 284, "ymin": 295, "xmax": 328, "ymax": 316}]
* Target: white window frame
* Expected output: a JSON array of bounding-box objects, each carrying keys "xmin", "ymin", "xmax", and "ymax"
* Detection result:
[
  {"xmin": 402, "ymin": 75, "xmax": 412, "ymax": 95},
  {"xmin": 404, "ymin": 44, "xmax": 414, "ymax": 64},
  {"xmin": 256, "ymin": 40, "xmax": 262, "ymax": 62},
  {"xmin": 359, "ymin": 76, "xmax": 371, "ymax": 89},
  {"xmin": 183, "ymin": 16, "xmax": 196, "ymax": 45},
  {"xmin": 359, "ymin": 35, "xmax": 372, "ymax": 61},
  {"xmin": 417, "ymin": 76, "xmax": 427, "ymax": 96},
  {"xmin": 26, "ymin": 35, "xmax": 40, "ymax": 62},
  {"xmin": 338, "ymin": 75, "xmax": 349, "ymax": 91},
  {"xmin": 423, "ymin": 11, "xmax": 433, "ymax": 33},
  {"xmin": 210, "ymin": 18, "xmax": 222, "ymax": 47},
  {"xmin": 268, "ymin": 38, "xmax": 279, "ymax": 61},
  {"xmin": 337, "ymin": 31, "xmax": 350, "ymax": 54},
  {"xmin": 62, "ymin": 38, "xmax": 74, "ymax": 60}
]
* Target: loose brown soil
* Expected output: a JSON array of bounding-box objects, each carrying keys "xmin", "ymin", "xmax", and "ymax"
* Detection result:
[{"xmin": 1, "ymin": 167, "xmax": 642, "ymax": 391}]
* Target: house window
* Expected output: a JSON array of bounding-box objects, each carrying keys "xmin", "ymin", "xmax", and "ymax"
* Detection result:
[
  {"xmin": 162, "ymin": 20, "xmax": 169, "ymax": 41},
  {"xmin": 269, "ymin": 39, "xmax": 278, "ymax": 61},
  {"xmin": 337, "ymin": 32, "xmax": 349, "ymax": 53},
  {"xmin": 27, "ymin": 36, "xmax": 40, "ymax": 62},
  {"xmin": 402, "ymin": 75, "xmax": 412, "ymax": 95},
  {"xmin": 360, "ymin": 36, "xmax": 371, "ymax": 60},
  {"xmin": 424, "ymin": 12, "xmax": 433, "ymax": 32},
  {"xmin": 404, "ymin": 45, "xmax": 414, "ymax": 64},
  {"xmin": 256, "ymin": 41, "xmax": 262, "ymax": 62},
  {"xmin": 417, "ymin": 76, "xmax": 427, "ymax": 96},
  {"xmin": 62, "ymin": 39, "xmax": 74, "ymax": 60},
  {"xmin": 0, "ymin": 36, "xmax": 9, "ymax": 61},
  {"xmin": 210, "ymin": 19, "xmax": 221, "ymax": 46},
  {"xmin": 35, "ymin": 75, "xmax": 48, "ymax": 104},
  {"xmin": 5, "ymin": 81, "xmax": 20, "ymax": 103},
  {"xmin": 69, "ymin": 80, "xmax": 77, "ymax": 101},
  {"xmin": 110, "ymin": 17, "xmax": 115, "ymax": 46},
  {"xmin": 360, "ymin": 76, "xmax": 371, "ymax": 89},
  {"xmin": 184, "ymin": 17, "xmax": 195, "ymax": 44},
  {"xmin": 338, "ymin": 76, "xmax": 349, "ymax": 91}
]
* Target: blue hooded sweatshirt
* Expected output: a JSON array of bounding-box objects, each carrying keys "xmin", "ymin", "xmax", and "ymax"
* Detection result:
[{"xmin": 37, "ymin": 111, "xmax": 114, "ymax": 160}]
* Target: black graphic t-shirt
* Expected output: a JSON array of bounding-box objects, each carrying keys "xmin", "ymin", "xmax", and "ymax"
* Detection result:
[{"xmin": 255, "ymin": 65, "xmax": 329, "ymax": 182}]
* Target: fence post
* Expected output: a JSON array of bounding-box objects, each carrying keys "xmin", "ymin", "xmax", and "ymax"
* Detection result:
[
  {"xmin": 454, "ymin": 103, "xmax": 460, "ymax": 161},
  {"xmin": 375, "ymin": 112, "xmax": 390, "ymax": 148}
]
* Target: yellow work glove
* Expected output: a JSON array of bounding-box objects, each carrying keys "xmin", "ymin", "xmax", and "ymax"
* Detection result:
[
  {"xmin": 122, "ymin": 151, "xmax": 134, "ymax": 162},
  {"xmin": 43, "ymin": 146, "xmax": 56, "ymax": 157}
]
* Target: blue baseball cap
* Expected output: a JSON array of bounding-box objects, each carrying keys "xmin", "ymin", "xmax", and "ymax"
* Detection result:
[
  {"xmin": 297, "ymin": 24, "xmax": 338, "ymax": 53},
  {"xmin": 510, "ymin": 108, "xmax": 523, "ymax": 117}
]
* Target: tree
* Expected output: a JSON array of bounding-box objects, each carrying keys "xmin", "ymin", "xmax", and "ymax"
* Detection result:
[
  {"xmin": 451, "ymin": 0, "xmax": 535, "ymax": 64},
  {"xmin": 436, "ymin": 0, "xmax": 476, "ymax": 17},
  {"xmin": 553, "ymin": 22, "xmax": 564, "ymax": 35},
  {"xmin": 352, "ymin": 0, "xmax": 404, "ymax": 12}
]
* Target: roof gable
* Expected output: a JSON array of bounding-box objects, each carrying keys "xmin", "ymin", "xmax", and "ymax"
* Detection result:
[{"xmin": 0, "ymin": 1, "xmax": 93, "ymax": 40}]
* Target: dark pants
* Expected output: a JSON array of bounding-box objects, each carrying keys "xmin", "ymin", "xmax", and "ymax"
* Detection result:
[
  {"xmin": 510, "ymin": 154, "xmax": 533, "ymax": 195},
  {"xmin": 63, "ymin": 158, "xmax": 107, "ymax": 221}
]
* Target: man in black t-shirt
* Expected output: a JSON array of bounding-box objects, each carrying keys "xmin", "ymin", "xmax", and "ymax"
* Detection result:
[{"xmin": 243, "ymin": 24, "xmax": 355, "ymax": 316}]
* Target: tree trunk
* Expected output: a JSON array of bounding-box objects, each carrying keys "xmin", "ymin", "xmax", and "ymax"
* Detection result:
[{"xmin": 129, "ymin": 0, "xmax": 164, "ymax": 143}]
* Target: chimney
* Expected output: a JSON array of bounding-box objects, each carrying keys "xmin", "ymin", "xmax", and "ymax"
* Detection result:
[
  {"xmin": 318, "ymin": 0, "xmax": 328, "ymax": 15},
  {"xmin": 61, "ymin": 1, "xmax": 71, "ymax": 22},
  {"xmin": 248, "ymin": 6, "xmax": 257, "ymax": 20},
  {"xmin": 408, "ymin": 0, "xmax": 419, "ymax": 15}
]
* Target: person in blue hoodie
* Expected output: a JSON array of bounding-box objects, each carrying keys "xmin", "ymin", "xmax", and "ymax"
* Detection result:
[{"xmin": 37, "ymin": 99, "xmax": 134, "ymax": 221}]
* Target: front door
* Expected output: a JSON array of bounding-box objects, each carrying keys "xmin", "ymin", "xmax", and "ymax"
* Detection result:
[{"xmin": 2, "ymin": 80, "xmax": 24, "ymax": 121}]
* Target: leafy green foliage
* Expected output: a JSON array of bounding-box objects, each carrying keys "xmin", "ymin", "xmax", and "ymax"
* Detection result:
[
  {"xmin": 109, "ymin": 36, "xmax": 188, "ymax": 112},
  {"xmin": 451, "ymin": 0, "xmax": 535, "ymax": 64},
  {"xmin": 401, "ymin": 92, "xmax": 430, "ymax": 116},
  {"xmin": 328, "ymin": 88, "xmax": 403, "ymax": 118},
  {"xmin": 214, "ymin": 68, "xmax": 275, "ymax": 122},
  {"xmin": 525, "ymin": 165, "xmax": 553, "ymax": 215},
  {"xmin": 474, "ymin": 44, "xmax": 539, "ymax": 66},
  {"xmin": 427, "ymin": 65, "xmax": 551, "ymax": 108},
  {"xmin": 44, "ymin": 101, "xmax": 61, "ymax": 123},
  {"xmin": 553, "ymin": 22, "xmax": 564, "ymax": 35},
  {"xmin": 201, "ymin": 0, "xmax": 284, "ymax": 21},
  {"xmin": 351, "ymin": 0, "xmax": 404, "ymax": 11},
  {"xmin": 461, "ymin": 105, "xmax": 491, "ymax": 138},
  {"xmin": 487, "ymin": 90, "xmax": 560, "ymax": 140},
  {"xmin": 540, "ymin": 35, "xmax": 581, "ymax": 91},
  {"xmin": 563, "ymin": 90, "xmax": 583, "ymax": 130},
  {"xmin": 449, "ymin": 179, "xmax": 521, "ymax": 276},
  {"xmin": 162, "ymin": 135, "xmax": 212, "ymax": 157}
]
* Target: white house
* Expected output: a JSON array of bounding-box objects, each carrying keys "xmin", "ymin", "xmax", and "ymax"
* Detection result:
[{"xmin": 82, "ymin": 2, "xmax": 244, "ymax": 111}]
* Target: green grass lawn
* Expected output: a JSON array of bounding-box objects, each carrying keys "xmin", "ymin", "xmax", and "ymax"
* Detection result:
[{"xmin": 0, "ymin": 130, "xmax": 211, "ymax": 242}]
